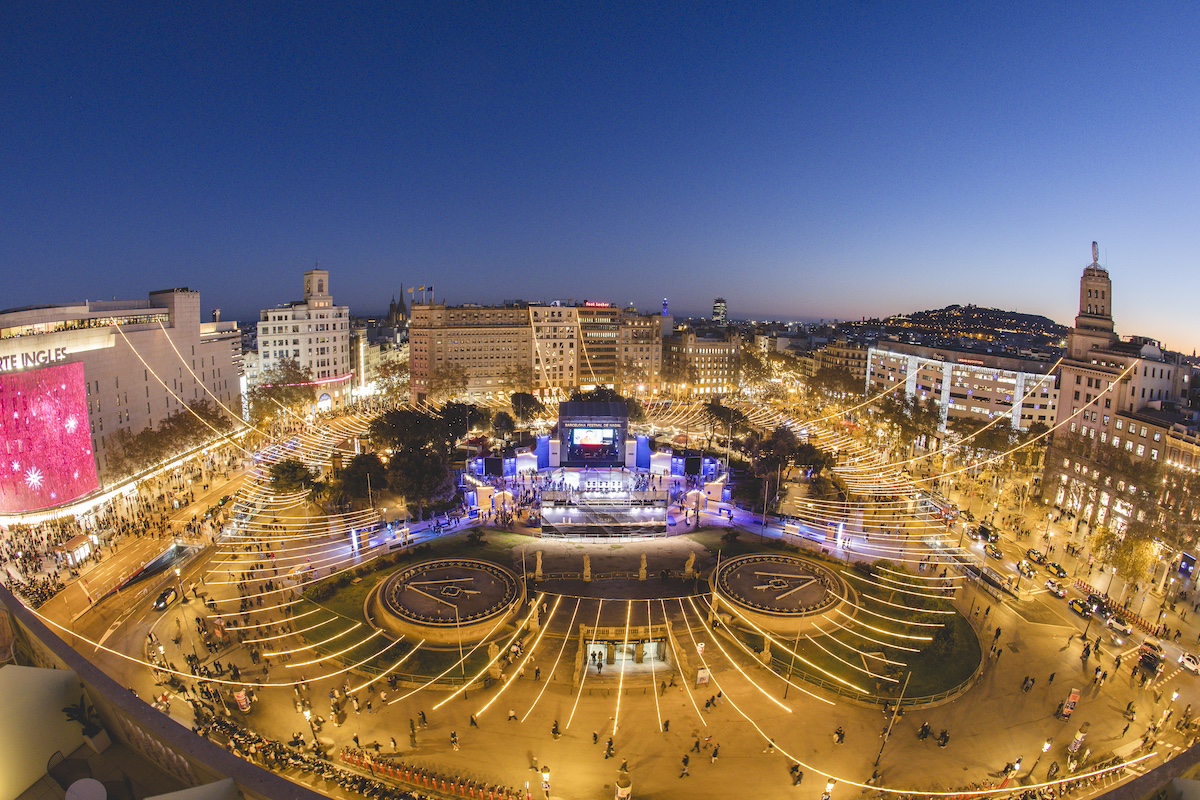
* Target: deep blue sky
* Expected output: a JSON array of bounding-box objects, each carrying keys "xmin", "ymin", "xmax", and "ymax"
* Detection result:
[{"xmin": 2, "ymin": 3, "xmax": 1198, "ymax": 351}]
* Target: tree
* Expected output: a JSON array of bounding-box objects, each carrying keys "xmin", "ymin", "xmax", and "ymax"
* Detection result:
[
  {"xmin": 387, "ymin": 447, "xmax": 456, "ymax": 519},
  {"xmin": 511, "ymin": 392, "xmax": 546, "ymax": 423},
  {"xmin": 374, "ymin": 357, "xmax": 410, "ymax": 400},
  {"xmin": 616, "ymin": 357, "xmax": 650, "ymax": 396},
  {"xmin": 493, "ymin": 411, "xmax": 516, "ymax": 442},
  {"xmin": 739, "ymin": 349, "xmax": 770, "ymax": 387},
  {"xmin": 270, "ymin": 458, "xmax": 317, "ymax": 494},
  {"xmin": 807, "ymin": 366, "xmax": 860, "ymax": 398},
  {"xmin": 500, "ymin": 364, "xmax": 534, "ymax": 394},
  {"xmin": 339, "ymin": 453, "xmax": 388, "ymax": 504},
  {"xmin": 427, "ymin": 362, "xmax": 468, "ymax": 405},
  {"xmin": 370, "ymin": 408, "xmax": 454, "ymax": 457},
  {"xmin": 248, "ymin": 359, "xmax": 315, "ymax": 423}
]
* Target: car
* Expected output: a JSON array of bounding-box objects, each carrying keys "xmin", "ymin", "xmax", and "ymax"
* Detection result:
[
  {"xmin": 1139, "ymin": 651, "xmax": 1165, "ymax": 677},
  {"xmin": 1180, "ymin": 653, "xmax": 1200, "ymax": 674},
  {"xmin": 984, "ymin": 543, "xmax": 1004, "ymax": 560},
  {"xmin": 1106, "ymin": 615, "xmax": 1134, "ymax": 636},
  {"xmin": 1068, "ymin": 598, "xmax": 1092, "ymax": 617},
  {"xmin": 1045, "ymin": 579, "xmax": 1067, "ymax": 598},
  {"xmin": 1109, "ymin": 629, "xmax": 1128, "ymax": 647},
  {"xmin": 1026, "ymin": 548, "xmax": 1048, "ymax": 565},
  {"xmin": 1017, "ymin": 560, "xmax": 1037, "ymax": 578},
  {"xmin": 1045, "ymin": 562, "xmax": 1068, "ymax": 579},
  {"xmin": 153, "ymin": 587, "xmax": 179, "ymax": 611},
  {"xmin": 218, "ymin": 494, "xmax": 232, "ymax": 506},
  {"xmin": 976, "ymin": 524, "xmax": 999, "ymax": 543},
  {"xmin": 1140, "ymin": 639, "xmax": 1166, "ymax": 658}
]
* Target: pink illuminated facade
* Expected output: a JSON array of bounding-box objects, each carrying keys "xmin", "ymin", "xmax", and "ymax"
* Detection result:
[{"xmin": 0, "ymin": 361, "xmax": 100, "ymax": 513}]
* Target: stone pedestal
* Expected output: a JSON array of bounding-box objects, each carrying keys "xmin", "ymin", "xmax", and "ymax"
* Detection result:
[
  {"xmin": 606, "ymin": 642, "xmax": 615, "ymax": 665},
  {"xmin": 635, "ymin": 641, "xmax": 644, "ymax": 663}
]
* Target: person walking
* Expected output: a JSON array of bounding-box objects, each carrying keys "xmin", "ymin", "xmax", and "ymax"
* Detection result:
[
  {"xmin": 534, "ymin": 666, "xmax": 541, "ymax": 681},
  {"xmin": 1048, "ymin": 672, "xmax": 1056, "ymax": 685},
  {"xmin": 508, "ymin": 708, "xmax": 518, "ymax": 721},
  {"xmin": 679, "ymin": 755, "xmax": 690, "ymax": 778},
  {"xmin": 710, "ymin": 744, "xmax": 720, "ymax": 763},
  {"xmin": 605, "ymin": 738, "xmax": 614, "ymax": 759},
  {"xmin": 470, "ymin": 714, "xmax": 479, "ymax": 728},
  {"xmin": 450, "ymin": 731, "xmax": 459, "ymax": 751},
  {"xmin": 390, "ymin": 737, "xmax": 397, "ymax": 751},
  {"xmin": 663, "ymin": 719, "xmax": 670, "ymax": 732},
  {"xmin": 593, "ymin": 731, "xmax": 599, "ymax": 745},
  {"xmin": 418, "ymin": 710, "xmax": 427, "ymax": 728},
  {"xmin": 691, "ymin": 738, "xmax": 701, "ymax": 753}
]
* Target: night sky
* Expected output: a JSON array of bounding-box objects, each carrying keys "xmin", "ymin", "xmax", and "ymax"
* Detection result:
[{"xmin": 2, "ymin": 3, "xmax": 1198, "ymax": 352}]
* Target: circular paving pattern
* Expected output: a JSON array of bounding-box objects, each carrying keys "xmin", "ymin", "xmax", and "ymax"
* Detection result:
[
  {"xmin": 370, "ymin": 558, "xmax": 523, "ymax": 645},
  {"xmin": 712, "ymin": 553, "xmax": 847, "ymax": 632}
]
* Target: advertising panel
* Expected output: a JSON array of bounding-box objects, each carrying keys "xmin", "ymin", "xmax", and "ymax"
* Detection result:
[{"xmin": 0, "ymin": 361, "xmax": 100, "ymax": 513}]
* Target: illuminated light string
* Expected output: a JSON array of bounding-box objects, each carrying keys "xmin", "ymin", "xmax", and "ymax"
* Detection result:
[
  {"xmin": 611, "ymin": 599, "xmax": 636, "ymax": 736},
  {"xmin": 108, "ymin": 321, "xmax": 254, "ymax": 456},
  {"xmin": 679, "ymin": 597, "xmax": 1152, "ymax": 796},
  {"xmin": 681, "ymin": 597, "xmax": 793, "ymax": 711},
  {"xmin": 346, "ymin": 639, "xmax": 427, "ymax": 695},
  {"xmin": 807, "ymin": 618, "xmax": 914, "ymax": 661},
  {"xmin": 153, "ymin": 320, "xmax": 266, "ymax": 436},
  {"xmin": 431, "ymin": 592, "xmax": 546, "ymax": 711},
  {"xmin": 646, "ymin": 599, "xmax": 664, "ymax": 731},
  {"xmin": 829, "ymin": 605, "xmax": 934, "ymax": 643},
  {"xmin": 386, "ymin": 609, "xmax": 515, "ymax": 706},
  {"xmin": 521, "ymin": 597, "xmax": 582, "ymax": 722},
  {"xmin": 565, "ymin": 599, "xmax": 605, "ymax": 730},
  {"xmin": 839, "ymin": 570, "xmax": 956, "ymax": 601},
  {"xmin": 31, "ymin": 604, "xmax": 405, "ymax": 688},
  {"xmin": 282, "ymin": 628, "xmax": 386, "ymax": 669},
  {"xmin": 686, "ymin": 597, "xmax": 835, "ymax": 705},
  {"xmin": 474, "ymin": 595, "xmax": 562, "ymax": 718},
  {"xmin": 657, "ymin": 598, "xmax": 708, "ymax": 725},
  {"xmin": 236, "ymin": 613, "xmax": 337, "ymax": 644},
  {"xmin": 263, "ymin": 622, "xmax": 365, "ymax": 657}
]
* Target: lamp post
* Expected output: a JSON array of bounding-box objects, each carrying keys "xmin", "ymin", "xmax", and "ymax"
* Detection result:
[
  {"xmin": 1027, "ymin": 738, "xmax": 1052, "ymax": 781},
  {"xmin": 1105, "ymin": 566, "xmax": 1118, "ymax": 598},
  {"xmin": 175, "ymin": 567, "xmax": 188, "ymax": 604},
  {"xmin": 540, "ymin": 765, "xmax": 551, "ymax": 799}
]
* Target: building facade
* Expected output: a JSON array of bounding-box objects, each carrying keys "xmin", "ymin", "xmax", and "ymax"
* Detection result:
[
  {"xmin": 866, "ymin": 341, "xmax": 1058, "ymax": 431},
  {"xmin": 255, "ymin": 270, "xmax": 352, "ymax": 412},
  {"xmin": 408, "ymin": 303, "xmax": 533, "ymax": 405},
  {"xmin": 1043, "ymin": 244, "xmax": 1198, "ymax": 541},
  {"xmin": 663, "ymin": 330, "xmax": 741, "ymax": 397},
  {"xmin": 0, "ymin": 289, "xmax": 241, "ymax": 512},
  {"xmin": 815, "ymin": 338, "xmax": 869, "ymax": 383},
  {"xmin": 712, "ymin": 297, "xmax": 727, "ymax": 325}
]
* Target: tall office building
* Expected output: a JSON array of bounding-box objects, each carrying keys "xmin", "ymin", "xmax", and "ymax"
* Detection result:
[
  {"xmin": 712, "ymin": 297, "xmax": 728, "ymax": 325},
  {"xmin": 255, "ymin": 270, "xmax": 352, "ymax": 412}
]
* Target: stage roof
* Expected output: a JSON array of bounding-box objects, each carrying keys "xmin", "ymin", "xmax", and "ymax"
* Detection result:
[{"xmin": 558, "ymin": 401, "xmax": 628, "ymax": 419}]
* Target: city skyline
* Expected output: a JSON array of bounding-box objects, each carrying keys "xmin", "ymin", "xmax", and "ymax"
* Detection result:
[{"xmin": 2, "ymin": 4, "xmax": 1198, "ymax": 352}]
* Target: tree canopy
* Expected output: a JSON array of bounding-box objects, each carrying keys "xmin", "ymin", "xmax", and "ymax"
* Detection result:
[
  {"xmin": 248, "ymin": 359, "xmax": 314, "ymax": 423},
  {"xmin": 269, "ymin": 458, "xmax": 318, "ymax": 494}
]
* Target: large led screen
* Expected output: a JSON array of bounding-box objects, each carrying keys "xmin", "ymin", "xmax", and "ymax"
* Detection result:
[
  {"xmin": 571, "ymin": 427, "xmax": 615, "ymax": 446},
  {"xmin": 0, "ymin": 361, "xmax": 100, "ymax": 513}
]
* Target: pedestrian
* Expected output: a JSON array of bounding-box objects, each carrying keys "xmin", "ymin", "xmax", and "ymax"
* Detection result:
[
  {"xmin": 993, "ymin": 627, "xmax": 1002, "ymax": 642},
  {"xmin": 692, "ymin": 738, "xmax": 701, "ymax": 753},
  {"xmin": 352, "ymin": 733, "xmax": 360, "ymax": 748},
  {"xmin": 790, "ymin": 764, "xmax": 804, "ymax": 786},
  {"xmin": 763, "ymin": 738, "xmax": 775, "ymax": 753},
  {"xmin": 534, "ymin": 666, "xmax": 541, "ymax": 681},
  {"xmin": 704, "ymin": 698, "xmax": 712, "ymax": 714},
  {"xmin": 409, "ymin": 719, "xmax": 416, "ymax": 735},
  {"xmin": 508, "ymin": 708, "xmax": 518, "ymax": 721},
  {"xmin": 390, "ymin": 737, "xmax": 397, "ymax": 751},
  {"xmin": 366, "ymin": 700, "xmax": 373, "ymax": 714},
  {"xmin": 661, "ymin": 681, "xmax": 667, "ymax": 696},
  {"xmin": 593, "ymin": 731, "xmax": 599, "ymax": 745},
  {"xmin": 1048, "ymin": 672, "xmax": 1056, "ymax": 685},
  {"xmin": 834, "ymin": 727, "xmax": 845, "ymax": 744},
  {"xmin": 450, "ymin": 731, "xmax": 459, "ymax": 751},
  {"xmin": 605, "ymin": 738, "xmax": 614, "ymax": 759},
  {"xmin": 552, "ymin": 721, "xmax": 561, "ymax": 739},
  {"xmin": 619, "ymin": 758, "xmax": 628, "ymax": 772},
  {"xmin": 1121, "ymin": 722, "xmax": 1131, "ymax": 737},
  {"xmin": 663, "ymin": 719, "xmax": 670, "ymax": 732},
  {"xmin": 470, "ymin": 714, "xmax": 479, "ymax": 728},
  {"xmin": 985, "ymin": 606, "xmax": 991, "ymax": 618},
  {"xmin": 679, "ymin": 755, "xmax": 690, "ymax": 778},
  {"xmin": 710, "ymin": 744, "xmax": 720, "ymax": 763},
  {"xmin": 418, "ymin": 710, "xmax": 427, "ymax": 728},
  {"xmin": 1055, "ymin": 701, "xmax": 1064, "ymax": 718}
]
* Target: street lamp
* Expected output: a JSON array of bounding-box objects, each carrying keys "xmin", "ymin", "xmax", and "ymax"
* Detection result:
[
  {"xmin": 1028, "ymin": 738, "xmax": 1052, "ymax": 781},
  {"xmin": 1105, "ymin": 565, "xmax": 1118, "ymax": 598},
  {"xmin": 175, "ymin": 566, "xmax": 188, "ymax": 604},
  {"xmin": 540, "ymin": 766, "xmax": 551, "ymax": 799}
]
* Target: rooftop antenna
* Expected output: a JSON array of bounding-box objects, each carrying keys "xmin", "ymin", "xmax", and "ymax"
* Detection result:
[{"xmin": 1091, "ymin": 241, "xmax": 1099, "ymax": 266}]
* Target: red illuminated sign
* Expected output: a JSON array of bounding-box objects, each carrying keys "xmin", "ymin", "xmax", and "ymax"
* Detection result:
[{"xmin": 0, "ymin": 361, "xmax": 100, "ymax": 513}]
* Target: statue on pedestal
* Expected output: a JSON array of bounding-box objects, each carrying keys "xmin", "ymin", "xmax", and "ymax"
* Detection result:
[
  {"xmin": 535, "ymin": 550, "xmax": 543, "ymax": 582},
  {"xmin": 583, "ymin": 553, "xmax": 592, "ymax": 582},
  {"xmin": 488, "ymin": 641, "xmax": 502, "ymax": 680},
  {"xmin": 638, "ymin": 553, "xmax": 647, "ymax": 581},
  {"xmin": 684, "ymin": 551, "xmax": 696, "ymax": 579}
]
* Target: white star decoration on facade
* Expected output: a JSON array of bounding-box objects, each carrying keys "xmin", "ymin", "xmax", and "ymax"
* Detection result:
[
  {"xmin": 25, "ymin": 466, "xmax": 44, "ymax": 490},
  {"xmin": 65, "ymin": 416, "xmax": 78, "ymax": 433},
  {"xmin": 10, "ymin": 460, "xmax": 18, "ymax": 472}
]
